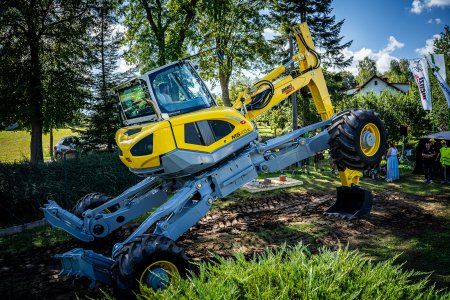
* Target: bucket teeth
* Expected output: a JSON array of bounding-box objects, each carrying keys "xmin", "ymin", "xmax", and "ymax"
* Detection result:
[{"xmin": 325, "ymin": 186, "xmax": 373, "ymax": 220}]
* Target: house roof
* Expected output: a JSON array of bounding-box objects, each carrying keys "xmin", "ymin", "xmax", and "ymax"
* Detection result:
[{"xmin": 348, "ymin": 75, "xmax": 408, "ymax": 95}]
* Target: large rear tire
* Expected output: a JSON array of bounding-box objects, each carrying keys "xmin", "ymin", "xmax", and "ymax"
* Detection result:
[
  {"xmin": 328, "ymin": 109, "xmax": 386, "ymax": 171},
  {"xmin": 73, "ymin": 192, "xmax": 117, "ymax": 218},
  {"xmin": 112, "ymin": 234, "xmax": 191, "ymax": 299}
]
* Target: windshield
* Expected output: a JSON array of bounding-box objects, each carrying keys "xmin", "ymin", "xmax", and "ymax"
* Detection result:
[
  {"xmin": 148, "ymin": 62, "xmax": 214, "ymax": 115},
  {"xmin": 118, "ymin": 83, "xmax": 156, "ymax": 120}
]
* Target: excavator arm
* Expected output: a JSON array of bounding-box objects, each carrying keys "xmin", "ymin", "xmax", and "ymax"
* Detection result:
[
  {"xmin": 233, "ymin": 23, "xmax": 333, "ymax": 121},
  {"xmin": 233, "ymin": 23, "xmax": 361, "ymax": 186}
]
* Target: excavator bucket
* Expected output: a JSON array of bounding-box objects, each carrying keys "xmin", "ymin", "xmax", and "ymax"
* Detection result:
[{"xmin": 325, "ymin": 186, "xmax": 372, "ymax": 220}]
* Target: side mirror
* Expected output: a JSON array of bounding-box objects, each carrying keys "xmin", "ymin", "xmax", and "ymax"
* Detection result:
[{"xmin": 215, "ymin": 50, "xmax": 225, "ymax": 63}]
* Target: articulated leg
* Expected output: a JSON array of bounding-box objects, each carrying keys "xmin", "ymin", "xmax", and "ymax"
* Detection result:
[
  {"xmin": 338, "ymin": 169, "xmax": 361, "ymax": 186},
  {"xmin": 112, "ymin": 177, "xmax": 216, "ymax": 256},
  {"xmin": 44, "ymin": 176, "xmax": 166, "ymax": 242}
]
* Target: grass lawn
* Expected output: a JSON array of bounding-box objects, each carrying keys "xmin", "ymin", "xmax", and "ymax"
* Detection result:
[{"xmin": 0, "ymin": 129, "xmax": 78, "ymax": 162}]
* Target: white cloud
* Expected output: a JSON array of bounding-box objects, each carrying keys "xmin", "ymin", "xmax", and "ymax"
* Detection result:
[
  {"xmin": 411, "ymin": 0, "xmax": 424, "ymax": 13},
  {"xmin": 410, "ymin": 0, "xmax": 450, "ymax": 14},
  {"xmin": 427, "ymin": 18, "xmax": 443, "ymax": 24},
  {"xmin": 112, "ymin": 24, "xmax": 126, "ymax": 34},
  {"xmin": 385, "ymin": 36, "xmax": 405, "ymax": 52},
  {"xmin": 263, "ymin": 28, "xmax": 277, "ymax": 41},
  {"xmin": 415, "ymin": 34, "xmax": 441, "ymax": 55},
  {"xmin": 117, "ymin": 58, "xmax": 133, "ymax": 73},
  {"xmin": 340, "ymin": 36, "xmax": 405, "ymax": 75},
  {"xmin": 117, "ymin": 45, "xmax": 136, "ymax": 73}
]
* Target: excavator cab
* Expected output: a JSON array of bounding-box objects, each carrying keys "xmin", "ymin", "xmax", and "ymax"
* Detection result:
[{"xmin": 116, "ymin": 60, "xmax": 216, "ymax": 127}]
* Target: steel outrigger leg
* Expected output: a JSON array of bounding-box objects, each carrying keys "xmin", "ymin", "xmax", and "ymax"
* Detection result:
[{"xmin": 112, "ymin": 176, "xmax": 216, "ymax": 256}]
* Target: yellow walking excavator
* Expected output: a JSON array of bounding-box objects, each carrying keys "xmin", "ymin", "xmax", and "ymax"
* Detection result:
[{"xmin": 43, "ymin": 23, "xmax": 386, "ymax": 298}]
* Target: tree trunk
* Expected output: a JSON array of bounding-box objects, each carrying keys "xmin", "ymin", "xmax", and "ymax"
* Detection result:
[
  {"xmin": 49, "ymin": 128, "xmax": 54, "ymax": 160},
  {"xmin": 289, "ymin": 33, "xmax": 298, "ymax": 130},
  {"xmin": 29, "ymin": 42, "xmax": 44, "ymax": 163},
  {"xmin": 219, "ymin": 70, "xmax": 231, "ymax": 107},
  {"xmin": 30, "ymin": 106, "xmax": 44, "ymax": 163}
]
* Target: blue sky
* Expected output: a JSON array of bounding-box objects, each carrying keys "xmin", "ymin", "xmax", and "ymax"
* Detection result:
[{"xmin": 332, "ymin": 0, "xmax": 450, "ymax": 74}]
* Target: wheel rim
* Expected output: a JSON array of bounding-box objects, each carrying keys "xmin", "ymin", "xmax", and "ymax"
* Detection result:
[
  {"xmin": 139, "ymin": 260, "xmax": 179, "ymax": 293},
  {"xmin": 360, "ymin": 123, "xmax": 380, "ymax": 157}
]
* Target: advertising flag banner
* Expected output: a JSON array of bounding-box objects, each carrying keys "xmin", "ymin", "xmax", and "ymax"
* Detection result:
[
  {"xmin": 409, "ymin": 58, "xmax": 432, "ymax": 110},
  {"xmin": 425, "ymin": 54, "xmax": 446, "ymax": 79},
  {"xmin": 426, "ymin": 54, "xmax": 450, "ymax": 108}
]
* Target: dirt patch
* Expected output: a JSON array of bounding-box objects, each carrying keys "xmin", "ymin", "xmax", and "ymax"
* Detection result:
[{"xmin": 0, "ymin": 190, "xmax": 448, "ymax": 299}]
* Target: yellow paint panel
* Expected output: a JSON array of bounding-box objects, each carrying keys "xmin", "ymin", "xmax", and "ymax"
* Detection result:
[
  {"xmin": 170, "ymin": 107, "xmax": 254, "ymax": 153},
  {"xmin": 116, "ymin": 121, "xmax": 176, "ymax": 169}
]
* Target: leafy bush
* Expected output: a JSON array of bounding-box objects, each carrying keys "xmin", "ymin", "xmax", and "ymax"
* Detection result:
[
  {"xmin": 140, "ymin": 245, "xmax": 449, "ymax": 300},
  {"xmin": 0, "ymin": 153, "xmax": 139, "ymax": 227}
]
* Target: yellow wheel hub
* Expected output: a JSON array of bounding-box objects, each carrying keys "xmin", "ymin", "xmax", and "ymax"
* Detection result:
[
  {"xmin": 139, "ymin": 260, "xmax": 179, "ymax": 293},
  {"xmin": 360, "ymin": 123, "xmax": 380, "ymax": 157}
]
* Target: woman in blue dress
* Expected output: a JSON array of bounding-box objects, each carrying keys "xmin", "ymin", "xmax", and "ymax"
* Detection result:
[{"xmin": 385, "ymin": 142, "xmax": 399, "ymax": 182}]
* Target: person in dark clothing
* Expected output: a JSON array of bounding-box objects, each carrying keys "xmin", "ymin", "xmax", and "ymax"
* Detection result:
[{"xmin": 422, "ymin": 140, "xmax": 437, "ymax": 183}]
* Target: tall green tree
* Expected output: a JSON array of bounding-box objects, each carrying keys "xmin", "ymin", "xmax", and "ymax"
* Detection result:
[
  {"xmin": 434, "ymin": 25, "xmax": 450, "ymax": 73},
  {"xmin": 194, "ymin": 0, "xmax": 270, "ymax": 107},
  {"xmin": 384, "ymin": 59, "xmax": 410, "ymax": 83},
  {"xmin": 85, "ymin": 0, "xmax": 122, "ymax": 151},
  {"xmin": 0, "ymin": 0, "xmax": 93, "ymax": 163},
  {"xmin": 431, "ymin": 25, "xmax": 450, "ymax": 131},
  {"xmin": 269, "ymin": 0, "xmax": 352, "ymax": 69},
  {"xmin": 324, "ymin": 69, "xmax": 357, "ymax": 102},
  {"xmin": 121, "ymin": 0, "xmax": 199, "ymax": 72},
  {"xmin": 356, "ymin": 56, "xmax": 377, "ymax": 85}
]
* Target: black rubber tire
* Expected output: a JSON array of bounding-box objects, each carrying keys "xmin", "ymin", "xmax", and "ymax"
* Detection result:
[
  {"xmin": 328, "ymin": 109, "xmax": 386, "ymax": 171},
  {"xmin": 73, "ymin": 192, "xmax": 117, "ymax": 218},
  {"xmin": 112, "ymin": 234, "xmax": 190, "ymax": 300}
]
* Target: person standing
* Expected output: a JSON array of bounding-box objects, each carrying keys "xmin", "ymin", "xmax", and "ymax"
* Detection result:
[
  {"xmin": 439, "ymin": 140, "xmax": 450, "ymax": 183},
  {"xmin": 314, "ymin": 151, "xmax": 324, "ymax": 172},
  {"xmin": 422, "ymin": 140, "xmax": 437, "ymax": 183},
  {"xmin": 385, "ymin": 142, "xmax": 399, "ymax": 182},
  {"xmin": 429, "ymin": 138, "xmax": 441, "ymax": 177}
]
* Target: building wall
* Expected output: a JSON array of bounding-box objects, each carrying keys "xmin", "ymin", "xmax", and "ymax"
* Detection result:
[
  {"xmin": 392, "ymin": 83, "xmax": 410, "ymax": 93},
  {"xmin": 360, "ymin": 79, "xmax": 398, "ymax": 95}
]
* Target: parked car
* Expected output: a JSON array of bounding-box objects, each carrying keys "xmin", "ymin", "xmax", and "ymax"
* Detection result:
[
  {"xmin": 54, "ymin": 136, "xmax": 83, "ymax": 160},
  {"xmin": 54, "ymin": 136, "xmax": 113, "ymax": 160}
]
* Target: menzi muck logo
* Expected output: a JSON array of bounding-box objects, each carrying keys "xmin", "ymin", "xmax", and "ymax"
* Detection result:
[
  {"xmin": 415, "ymin": 74, "xmax": 427, "ymax": 101},
  {"xmin": 282, "ymin": 84, "xmax": 295, "ymax": 94}
]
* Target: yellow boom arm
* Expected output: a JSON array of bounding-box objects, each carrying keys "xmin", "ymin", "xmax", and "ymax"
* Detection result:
[
  {"xmin": 233, "ymin": 23, "xmax": 360, "ymax": 187},
  {"xmin": 233, "ymin": 23, "xmax": 334, "ymax": 121}
]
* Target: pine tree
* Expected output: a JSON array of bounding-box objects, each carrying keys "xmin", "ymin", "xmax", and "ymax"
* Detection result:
[
  {"xmin": 85, "ymin": 0, "xmax": 123, "ymax": 151},
  {"xmin": 269, "ymin": 0, "xmax": 352, "ymax": 69}
]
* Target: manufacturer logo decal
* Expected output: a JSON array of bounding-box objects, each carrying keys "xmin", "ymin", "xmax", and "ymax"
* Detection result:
[
  {"xmin": 231, "ymin": 128, "xmax": 251, "ymax": 140},
  {"xmin": 282, "ymin": 84, "xmax": 295, "ymax": 94}
]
